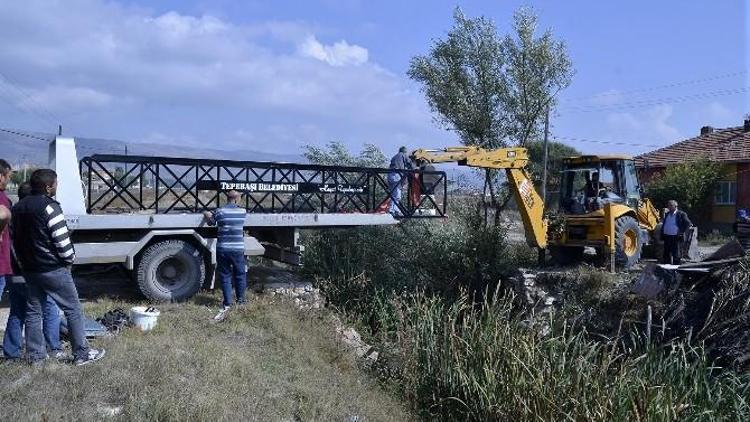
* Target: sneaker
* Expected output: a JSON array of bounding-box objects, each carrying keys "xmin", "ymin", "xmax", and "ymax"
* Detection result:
[
  {"xmin": 213, "ymin": 306, "xmax": 230, "ymax": 322},
  {"xmin": 74, "ymin": 348, "xmax": 106, "ymax": 366},
  {"xmin": 52, "ymin": 350, "xmax": 69, "ymax": 361}
]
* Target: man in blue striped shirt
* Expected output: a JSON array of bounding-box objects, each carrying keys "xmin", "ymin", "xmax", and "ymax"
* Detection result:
[{"xmin": 204, "ymin": 190, "xmax": 248, "ymax": 320}]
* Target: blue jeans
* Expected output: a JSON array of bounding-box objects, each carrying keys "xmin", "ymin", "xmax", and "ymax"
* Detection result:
[
  {"xmin": 217, "ymin": 250, "xmax": 247, "ymax": 307},
  {"xmin": 0, "ymin": 274, "xmax": 5, "ymax": 301},
  {"xmin": 387, "ymin": 173, "xmax": 403, "ymax": 216},
  {"xmin": 25, "ymin": 268, "xmax": 89, "ymax": 362},
  {"xmin": 3, "ymin": 279, "xmax": 62, "ymax": 359}
]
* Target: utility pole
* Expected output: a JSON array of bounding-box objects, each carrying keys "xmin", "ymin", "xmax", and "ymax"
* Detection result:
[
  {"xmin": 58, "ymin": 125, "xmax": 62, "ymax": 136},
  {"xmin": 541, "ymin": 106, "xmax": 550, "ymax": 207}
]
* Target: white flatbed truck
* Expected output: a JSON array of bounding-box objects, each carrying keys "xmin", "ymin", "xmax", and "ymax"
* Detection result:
[{"xmin": 48, "ymin": 137, "xmax": 446, "ymax": 302}]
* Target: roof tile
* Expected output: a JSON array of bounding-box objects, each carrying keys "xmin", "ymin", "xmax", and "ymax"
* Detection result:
[{"xmin": 634, "ymin": 126, "xmax": 750, "ymax": 168}]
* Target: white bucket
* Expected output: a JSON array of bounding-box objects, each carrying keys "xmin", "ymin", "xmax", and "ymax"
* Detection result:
[{"xmin": 130, "ymin": 306, "xmax": 161, "ymax": 331}]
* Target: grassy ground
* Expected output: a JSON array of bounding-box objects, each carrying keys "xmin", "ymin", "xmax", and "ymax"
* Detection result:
[{"xmin": 0, "ymin": 292, "xmax": 411, "ymax": 422}]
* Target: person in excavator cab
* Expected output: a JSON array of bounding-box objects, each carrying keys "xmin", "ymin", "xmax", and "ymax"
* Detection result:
[{"xmin": 584, "ymin": 171, "xmax": 603, "ymax": 211}]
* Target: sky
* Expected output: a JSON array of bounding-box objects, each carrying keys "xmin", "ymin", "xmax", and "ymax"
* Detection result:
[{"xmin": 0, "ymin": 0, "xmax": 747, "ymax": 158}]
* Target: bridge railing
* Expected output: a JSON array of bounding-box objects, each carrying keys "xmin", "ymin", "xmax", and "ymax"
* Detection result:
[{"xmin": 79, "ymin": 154, "xmax": 448, "ymax": 218}]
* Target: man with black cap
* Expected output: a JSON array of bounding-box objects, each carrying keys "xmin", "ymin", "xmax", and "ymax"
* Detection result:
[{"xmin": 387, "ymin": 146, "xmax": 413, "ymax": 216}]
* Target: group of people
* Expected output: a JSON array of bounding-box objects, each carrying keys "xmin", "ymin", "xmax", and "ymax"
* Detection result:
[{"xmin": 0, "ymin": 160, "xmax": 105, "ymax": 366}]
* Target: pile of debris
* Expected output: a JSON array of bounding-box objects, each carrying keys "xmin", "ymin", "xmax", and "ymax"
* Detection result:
[
  {"xmin": 632, "ymin": 240, "xmax": 750, "ymax": 371},
  {"xmin": 251, "ymin": 280, "xmax": 325, "ymax": 310}
]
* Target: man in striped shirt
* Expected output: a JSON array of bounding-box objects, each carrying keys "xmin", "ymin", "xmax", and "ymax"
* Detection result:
[
  {"xmin": 203, "ymin": 189, "xmax": 248, "ymax": 321},
  {"xmin": 11, "ymin": 169, "xmax": 105, "ymax": 366}
]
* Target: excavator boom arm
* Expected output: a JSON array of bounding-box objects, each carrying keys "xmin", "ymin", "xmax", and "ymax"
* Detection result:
[{"xmin": 412, "ymin": 146, "xmax": 547, "ymax": 249}]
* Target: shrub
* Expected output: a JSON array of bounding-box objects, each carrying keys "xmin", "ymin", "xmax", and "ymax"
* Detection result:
[
  {"xmin": 302, "ymin": 198, "xmax": 536, "ymax": 333},
  {"xmin": 395, "ymin": 290, "xmax": 750, "ymax": 421},
  {"xmin": 645, "ymin": 158, "xmax": 724, "ymax": 223}
]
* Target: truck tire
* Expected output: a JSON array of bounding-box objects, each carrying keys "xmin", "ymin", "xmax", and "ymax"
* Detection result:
[
  {"xmin": 615, "ymin": 216, "xmax": 642, "ymax": 269},
  {"xmin": 136, "ymin": 240, "xmax": 205, "ymax": 302},
  {"xmin": 549, "ymin": 246, "xmax": 584, "ymax": 266}
]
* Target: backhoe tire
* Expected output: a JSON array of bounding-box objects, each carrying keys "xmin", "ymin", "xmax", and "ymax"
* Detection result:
[
  {"xmin": 549, "ymin": 246, "xmax": 584, "ymax": 266},
  {"xmin": 615, "ymin": 216, "xmax": 642, "ymax": 269},
  {"xmin": 136, "ymin": 240, "xmax": 205, "ymax": 302}
]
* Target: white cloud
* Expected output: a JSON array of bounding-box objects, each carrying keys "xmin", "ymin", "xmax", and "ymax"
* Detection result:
[
  {"xmin": 606, "ymin": 104, "xmax": 681, "ymax": 146},
  {"xmin": 704, "ymin": 101, "xmax": 736, "ymax": 125},
  {"xmin": 298, "ymin": 35, "xmax": 368, "ymax": 66},
  {"xmin": 0, "ymin": 0, "xmax": 442, "ymax": 153},
  {"xmin": 21, "ymin": 86, "xmax": 113, "ymax": 111}
]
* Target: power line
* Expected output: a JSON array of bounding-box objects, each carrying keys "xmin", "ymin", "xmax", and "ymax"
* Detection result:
[
  {"xmin": 561, "ymin": 70, "xmax": 747, "ymax": 103},
  {"xmin": 0, "ymin": 127, "xmax": 51, "ymax": 143},
  {"xmin": 553, "ymin": 135, "xmax": 665, "ymax": 148},
  {"xmin": 0, "ymin": 83, "xmax": 59, "ymax": 129},
  {"xmin": 558, "ymin": 87, "xmax": 748, "ymax": 113},
  {"xmin": 0, "ymin": 70, "xmax": 63, "ymax": 128}
]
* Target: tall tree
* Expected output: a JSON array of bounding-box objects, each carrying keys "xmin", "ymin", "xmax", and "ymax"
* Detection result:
[
  {"xmin": 304, "ymin": 141, "xmax": 387, "ymax": 168},
  {"xmin": 526, "ymin": 140, "xmax": 579, "ymax": 196},
  {"xmin": 409, "ymin": 7, "xmax": 573, "ymax": 216}
]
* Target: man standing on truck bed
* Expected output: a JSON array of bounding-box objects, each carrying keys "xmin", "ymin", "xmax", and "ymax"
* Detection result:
[
  {"xmin": 204, "ymin": 189, "xmax": 248, "ymax": 321},
  {"xmin": 387, "ymin": 146, "xmax": 413, "ymax": 216},
  {"xmin": 12, "ymin": 169, "xmax": 105, "ymax": 366}
]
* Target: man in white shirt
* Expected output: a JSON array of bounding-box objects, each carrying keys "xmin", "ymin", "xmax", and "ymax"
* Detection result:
[{"xmin": 661, "ymin": 200, "xmax": 692, "ymax": 265}]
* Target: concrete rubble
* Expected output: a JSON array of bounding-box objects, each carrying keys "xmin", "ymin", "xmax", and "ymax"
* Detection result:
[
  {"xmin": 509, "ymin": 268, "xmax": 564, "ymax": 336},
  {"xmin": 331, "ymin": 315, "xmax": 379, "ymax": 365},
  {"xmin": 250, "ymin": 280, "xmax": 325, "ymax": 310},
  {"xmin": 249, "ymin": 274, "xmax": 379, "ymax": 364}
]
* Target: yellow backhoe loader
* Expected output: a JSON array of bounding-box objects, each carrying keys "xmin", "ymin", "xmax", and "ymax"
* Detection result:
[{"xmin": 411, "ymin": 146, "xmax": 666, "ymax": 269}]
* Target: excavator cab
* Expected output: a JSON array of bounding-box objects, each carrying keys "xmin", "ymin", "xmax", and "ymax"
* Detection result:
[{"xmin": 558, "ymin": 155, "xmax": 642, "ymax": 215}]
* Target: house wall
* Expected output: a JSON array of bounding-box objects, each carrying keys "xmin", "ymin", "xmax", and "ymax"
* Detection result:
[
  {"xmin": 711, "ymin": 164, "xmax": 737, "ymax": 226},
  {"xmin": 738, "ymin": 163, "xmax": 750, "ymax": 210},
  {"xmin": 637, "ymin": 163, "xmax": 746, "ymax": 230}
]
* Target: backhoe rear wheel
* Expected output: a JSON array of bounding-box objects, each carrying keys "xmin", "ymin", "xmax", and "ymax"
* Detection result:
[{"xmin": 615, "ymin": 215, "xmax": 642, "ymax": 269}]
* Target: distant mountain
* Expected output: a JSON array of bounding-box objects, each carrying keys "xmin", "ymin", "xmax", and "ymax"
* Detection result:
[
  {"xmin": 1, "ymin": 130, "xmax": 483, "ymax": 187},
  {"xmin": 0, "ymin": 131, "xmax": 303, "ymax": 166}
]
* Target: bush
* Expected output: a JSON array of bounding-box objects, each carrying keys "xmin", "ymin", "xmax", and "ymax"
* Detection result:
[
  {"xmin": 302, "ymin": 198, "xmax": 536, "ymax": 332},
  {"xmin": 395, "ymin": 290, "xmax": 750, "ymax": 421},
  {"xmin": 645, "ymin": 158, "xmax": 724, "ymax": 222}
]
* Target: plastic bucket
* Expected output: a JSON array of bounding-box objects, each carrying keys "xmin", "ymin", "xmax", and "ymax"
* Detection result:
[{"xmin": 130, "ymin": 306, "xmax": 161, "ymax": 331}]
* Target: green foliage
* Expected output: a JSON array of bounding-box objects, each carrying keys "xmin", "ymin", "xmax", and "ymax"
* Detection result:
[
  {"xmin": 10, "ymin": 166, "xmax": 37, "ymax": 185},
  {"xmin": 303, "ymin": 141, "xmax": 387, "ymax": 168},
  {"xmin": 395, "ymin": 291, "xmax": 750, "ymax": 421},
  {"xmin": 408, "ymin": 7, "xmax": 573, "ymax": 148},
  {"xmin": 645, "ymin": 158, "xmax": 724, "ymax": 221},
  {"xmin": 302, "ymin": 199, "xmax": 535, "ymax": 332},
  {"xmin": 526, "ymin": 139, "xmax": 579, "ymax": 194}
]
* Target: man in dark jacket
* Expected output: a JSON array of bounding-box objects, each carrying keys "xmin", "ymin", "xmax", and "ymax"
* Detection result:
[
  {"xmin": 660, "ymin": 199, "xmax": 692, "ymax": 265},
  {"xmin": 3, "ymin": 182, "xmax": 64, "ymax": 361},
  {"xmin": 11, "ymin": 169, "xmax": 105, "ymax": 366},
  {"xmin": 387, "ymin": 146, "xmax": 413, "ymax": 216}
]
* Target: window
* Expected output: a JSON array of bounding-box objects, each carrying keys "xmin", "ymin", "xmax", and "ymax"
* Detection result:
[{"xmin": 715, "ymin": 181, "xmax": 737, "ymax": 205}]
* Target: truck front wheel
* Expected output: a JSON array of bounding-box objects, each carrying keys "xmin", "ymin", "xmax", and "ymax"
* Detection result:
[{"xmin": 136, "ymin": 240, "xmax": 205, "ymax": 302}]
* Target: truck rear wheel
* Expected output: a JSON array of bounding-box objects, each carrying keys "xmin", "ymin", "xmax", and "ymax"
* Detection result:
[
  {"xmin": 136, "ymin": 240, "xmax": 205, "ymax": 302},
  {"xmin": 615, "ymin": 216, "xmax": 642, "ymax": 269}
]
